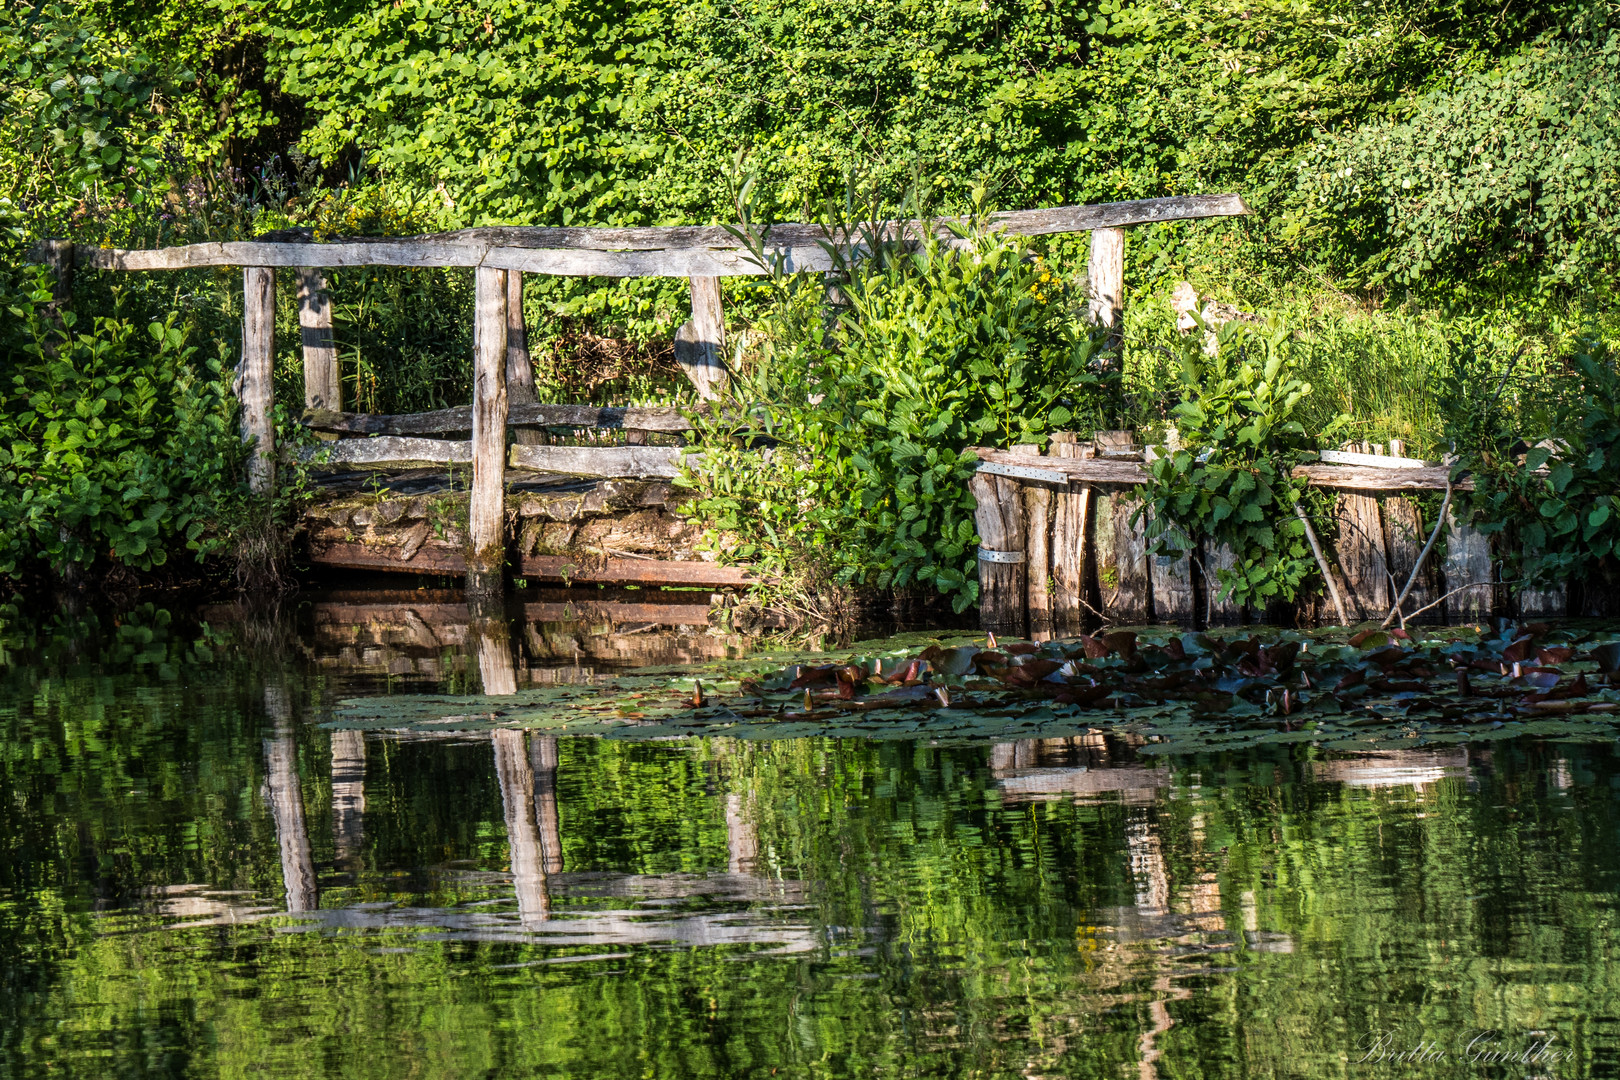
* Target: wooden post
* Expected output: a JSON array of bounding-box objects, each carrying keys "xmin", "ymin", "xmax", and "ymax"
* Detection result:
[
  {"xmin": 1024, "ymin": 479, "xmax": 1053, "ymax": 639},
  {"xmin": 506, "ymin": 271, "xmax": 544, "ymax": 446},
  {"xmin": 1441, "ymin": 508, "xmax": 1492, "ymax": 623},
  {"xmin": 1050, "ymin": 435, "xmax": 1093, "ymax": 634},
  {"xmin": 1203, "ymin": 539, "xmax": 1243, "ymax": 625},
  {"xmin": 1382, "ymin": 498, "xmax": 1439, "ymax": 622},
  {"xmin": 1334, "ymin": 492, "xmax": 1388, "ymax": 620},
  {"xmin": 1087, "ymin": 228, "xmax": 1125, "ymax": 347},
  {"xmin": 240, "ymin": 267, "xmax": 277, "ymax": 495},
  {"xmin": 41, "ymin": 238, "xmax": 74, "ymax": 318},
  {"xmin": 468, "ymin": 266, "xmax": 509, "ymax": 599},
  {"xmin": 674, "ymin": 276, "xmax": 729, "ymax": 400},
  {"xmin": 1517, "ymin": 571, "xmax": 1567, "ymax": 618},
  {"xmin": 1112, "ymin": 495, "xmax": 1151, "ymax": 623},
  {"xmin": 295, "ymin": 268, "xmax": 341, "ymax": 414},
  {"xmin": 1150, "ymin": 519, "xmax": 1196, "ymax": 625},
  {"xmin": 531, "ymin": 735, "xmax": 563, "ymax": 874},
  {"xmin": 970, "ymin": 471, "xmax": 1027, "ymax": 635}
]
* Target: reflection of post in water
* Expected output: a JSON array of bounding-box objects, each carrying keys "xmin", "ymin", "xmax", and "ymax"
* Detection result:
[
  {"xmin": 263, "ymin": 684, "xmax": 318, "ymax": 913},
  {"xmin": 470, "ymin": 605, "xmax": 518, "ymax": 696},
  {"xmin": 493, "ymin": 729, "xmax": 549, "ymax": 924},
  {"xmin": 530, "ymin": 735, "xmax": 563, "ymax": 875},
  {"xmin": 330, "ymin": 729, "xmax": 366, "ymax": 868},
  {"xmin": 726, "ymin": 792, "xmax": 758, "ymax": 875},
  {"xmin": 1125, "ymin": 807, "xmax": 1169, "ymax": 917}
]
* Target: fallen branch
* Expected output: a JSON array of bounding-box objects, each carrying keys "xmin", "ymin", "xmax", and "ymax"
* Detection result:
[{"xmin": 1294, "ymin": 499, "xmax": 1351, "ymax": 626}]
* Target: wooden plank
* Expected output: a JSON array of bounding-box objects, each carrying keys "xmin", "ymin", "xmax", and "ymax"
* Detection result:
[
  {"xmin": 310, "ymin": 599, "xmax": 715, "ymax": 625},
  {"xmin": 508, "ymin": 444, "xmax": 692, "ymax": 479},
  {"xmin": 310, "ymin": 540, "xmax": 469, "ymax": 574},
  {"xmin": 240, "ymin": 267, "xmax": 276, "ymax": 494},
  {"xmin": 1203, "ymin": 539, "xmax": 1243, "ymax": 625},
  {"xmin": 674, "ymin": 276, "xmax": 728, "ymax": 400},
  {"xmin": 295, "ymin": 267, "xmax": 341, "ymax": 412},
  {"xmin": 1023, "ymin": 480, "xmax": 1053, "ymax": 637},
  {"xmin": 301, "ymin": 402, "xmax": 693, "ymax": 435},
  {"xmin": 74, "ymin": 195, "xmax": 1252, "ymax": 276},
  {"xmin": 468, "ymin": 266, "xmax": 509, "ymax": 597},
  {"xmin": 1149, "ymin": 519, "xmax": 1195, "ymax": 625},
  {"xmin": 1294, "ymin": 464, "xmax": 1471, "ymax": 492},
  {"xmin": 970, "ymin": 472, "xmax": 1026, "ymax": 634},
  {"xmin": 1335, "ymin": 493, "xmax": 1389, "ymax": 619},
  {"xmin": 1112, "ymin": 495, "xmax": 1151, "ymax": 623},
  {"xmin": 1382, "ymin": 498, "xmax": 1440, "ymax": 622},
  {"xmin": 506, "ymin": 270, "xmax": 543, "ymax": 446},
  {"xmin": 301, "ymin": 435, "xmax": 472, "ymax": 467},
  {"xmin": 1318, "ymin": 449, "xmax": 1436, "ymax": 469},
  {"xmin": 1087, "ymin": 228, "xmax": 1125, "ymax": 340},
  {"xmin": 519, "ymin": 554, "xmax": 754, "ymax": 587},
  {"xmin": 1440, "ymin": 508, "xmax": 1493, "ymax": 622},
  {"xmin": 1049, "ymin": 436, "xmax": 1092, "ymax": 634},
  {"xmin": 973, "ymin": 447, "xmax": 1149, "ymax": 486}
]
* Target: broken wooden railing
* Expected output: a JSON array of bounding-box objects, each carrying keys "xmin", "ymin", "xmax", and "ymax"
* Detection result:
[
  {"xmin": 969, "ymin": 436, "xmax": 1564, "ymax": 634},
  {"xmin": 43, "ymin": 193, "xmax": 1251, "ymax": 598}
]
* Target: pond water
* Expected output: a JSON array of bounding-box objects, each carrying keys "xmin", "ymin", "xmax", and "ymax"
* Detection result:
[{"xmin": 4, "ymin": 595, "xmax": 1620, "ymax": 1079}]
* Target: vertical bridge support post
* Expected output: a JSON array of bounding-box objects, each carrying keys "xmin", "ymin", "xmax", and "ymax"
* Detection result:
[
  {"xmin": 506, "ymin": 271, "xmax": 544, "ymax": 446},
  {"xmin": 296, "ymin": 268, "xmax": 340, "ymax": 414},
  {"xmin": 469, "ymin": 266, "xmax": 509, "ymax": 600},
  {"xmin": 1087, "ymin": 228, "xmax": 1125, "ymax": 350},
  {"xmin": 240, "ymin": 267, "xmax": 277, "ymax": 495},
  {"xmin": 674, "ymin": 276, "xmax": 729, "ymax": 400}
]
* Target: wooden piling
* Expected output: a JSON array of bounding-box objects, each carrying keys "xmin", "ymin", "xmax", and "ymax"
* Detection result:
[
  {"xmin": 1150, "ymin": 519, "xmax": 1196, "ymax": 625},
  {"xmin": 1517, "ymin": 568, "xmax": 1567, "ymax": 618},
  {"xmin": 506, "ymin": 270, "xmax": 544, "ymax": 446},
  {"xmin": 1111, "ymin": 495, "xmax": 1152, "ymax": 624},
  {"xmin": 1087, "ymin": 228, "xmax": 1125, "ymax": 348},
  {"xmin": 1024, "ymin": 479, "xmax": 1053, "ymax": 638},
  {"xmin": 295, "ymin": 268, "xmax": 341, "ymax": 414},
  {"xmin": 468, "ymin": 266, "xmax": 510, "ymax": 598},
  {"xmin": 1441, "ymin": 508, "xmax": 1492, "ymax": 623},
  {"xmin": 1203, "ymin": 539, "xmax": 1243, "ymax": 624},
  {"xmin": 674, "ymin": 276, "xmax": 729, "ymax": 400},
  {"xmin": 1334, "ymin": 492, "xmax": 1388, "ymax": 620},
  {"xmin": 971, "ymin": 471, "xmax": 1027, "ymax": 635},
  {"xmin": 240, "ymin": 267, "xmax": 277, "ymax": 495},
  {"xmin": 1382, "ymin": 497, "xmax": 1440, "ymax": 622},
  {"xmin": 1050, "ymin": 435, "xmax": 1093, "ymax": 633}
]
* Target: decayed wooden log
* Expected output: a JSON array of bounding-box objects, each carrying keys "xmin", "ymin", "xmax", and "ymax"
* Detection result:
[
  {"xmin": 468, "ymin": 266, "xmax": 509, "ymax": 597},
  {"xmin": 1049, "ymin": 435, "xmax": 1092, "ymax": 634},
  {"xmin": 240, "ymin": 267, "xmax": 277, "ymax": 494},
  {"xmin": 505, "ymin": 270, "xmax": 544, "ymax": 446},
  {"xmin": 1111, "ymin": 496, "xmax": 1151, "ymax": 623},
  {"xmin": 1203, "ymin": 539, "xmax": 1243, "ymax": 624},
  {"xmin": 301, "ymin": 403, "xmax": 693, "ymax": 436},
  {"xmin": 300, "ymin": 435, "xmax": 472, "ymax": 467},
  {"xmin": 1382, "ymin": 498, "xmax": 1441, "ymax": 621},
  {"xmin": 1149, "ymin": 518, "xmax": 1196, "ymax": 625},
  {"xmin": 295, "ymin": 267, "xmax": 341, "ymax": 413},
  {"xmin": 1293, "ymin": 464, "xmax": 1472, "ymax": 492},
  {"xmin": 1335, "ymin": 493, "xmax": 1390, "ymax": 619},
  {"xmin": 67, "ymin": 195, "xmax": 1252, "ymax": 277},
  {"xmin": 508, "ymin": 444, "xmax": 692, "ymax": 479},
  {"xmin": 1517, "ymin": 568, "xmax": 1568, "ymax": 618},
  {"xmin": 1441, "ymin": 509, "xmax": 1493, "ymax": 622},
  {"xmin": 308, "ymin": 541, "xmax": 754, "ymax": 586},
  {"xmin": 970, "ymin": 472, "xmax": 1027, "ymax": 634},
  {"xmin": 674, "ymin": 276, "xmax": 729, "ymax": 400}
]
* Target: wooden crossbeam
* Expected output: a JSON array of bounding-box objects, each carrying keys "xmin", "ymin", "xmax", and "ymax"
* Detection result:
[{"xmin": 301, "ymin": 403, "xmax": 694, "ymax": 435}]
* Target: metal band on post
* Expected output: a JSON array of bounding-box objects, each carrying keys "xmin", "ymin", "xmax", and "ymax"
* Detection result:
[{"xmin": 977, "ymin": 548, "xmax": 1026, "ymax": 564}]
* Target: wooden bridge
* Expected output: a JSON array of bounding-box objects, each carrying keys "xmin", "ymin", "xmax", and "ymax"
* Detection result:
[{"xmin": 44, "ymin": 194, "xmax": 1253, "ymax": 601}]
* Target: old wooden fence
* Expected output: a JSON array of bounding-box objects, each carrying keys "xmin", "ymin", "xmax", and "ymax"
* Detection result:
[{"xmin": 42, "ymin": 195, "xmax": 1251, "ymax": 599}]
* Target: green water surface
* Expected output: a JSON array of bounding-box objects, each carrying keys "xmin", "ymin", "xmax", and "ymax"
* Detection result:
[{"xmin": 3, "ymin": 603, "xmax": 1619, "ymax": 1078}]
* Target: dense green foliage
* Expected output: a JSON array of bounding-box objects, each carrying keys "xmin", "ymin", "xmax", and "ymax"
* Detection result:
[{"xmin": 684, "ymin": 205, "xmax": 1113, "ymax": 610}]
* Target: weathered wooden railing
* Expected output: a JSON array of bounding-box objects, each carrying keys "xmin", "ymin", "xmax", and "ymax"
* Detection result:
[
  {"xmin": 42, "ymin": 194, "xmax": 1252, "ymax": 598},
  {"xmin": 969, "ymin": 437, "xmax": 1582, "ymax": 634}
]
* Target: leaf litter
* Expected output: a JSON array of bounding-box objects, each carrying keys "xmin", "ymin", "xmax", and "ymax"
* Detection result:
[{"xmin": 328, "ymin": 623, "xmax": 1620, "ymax": 754}]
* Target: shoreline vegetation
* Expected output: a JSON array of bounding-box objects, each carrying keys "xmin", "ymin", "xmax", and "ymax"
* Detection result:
[{"xmin": 2, "ymin": 0, "xmax": 1616, "ymax": 622}]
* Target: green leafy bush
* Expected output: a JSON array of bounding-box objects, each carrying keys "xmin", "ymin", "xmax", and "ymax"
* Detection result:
[
  {"xmin": 0, "ymin": 266, "xmax": 245, "ymax": 576},
  {"xmin": 1137, "ymin": 317, "xmax": 1319, "ymax": 608},
  {"xmin": 682, "ymin": 200, "xmax": 1113, "ymax": 611}
]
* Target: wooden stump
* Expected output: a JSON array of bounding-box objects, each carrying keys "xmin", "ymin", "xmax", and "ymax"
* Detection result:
[
  {"xmin": 295, "ymin": 267, "xmax": 341, "ymax": 414},
  {"xmin": 468, "ymin": 266, "xmax": 510, "ymax": 598},
  {"xmin": 506, "ymin": 270, "xmax": 544, "ymax": 446},
  {"xmin": 970, "ymin": 471, "xmax": 1027, "ymax": 635},
  {"xmin": 240, "ymin": 267, "xmax": 277, "ymax": 495},
  {"xmin": 1050, "ymin": 435, "xmax": 1093, "ymax": 634},
  {"xmin": 1441, "ymin": 509, "xmax": 1493, "ymax": 623},
  {"xmin": 1382, "ymin": 497, "xmax": 1440, "ymax": 623},
  {"xmin": 674, "ymin": 276, "xmax": 728, "ymax": 400},
  {"xmin": 1149, "ymin": 518, "xmax": 1195, "ymax": 625},
  {"xmin": 1202, "ymin": 539, "xmax": 1243, "ymax": 624},
  {"xmin": 1334, "ymin": 492, "xmax": 1389, "ymax": 620},
  {"xmin": 1087, "ymin": 228, "xmax": 1125, "ymax": 350},
  {"xmin": 1517, "ymin": 562, "xmax": 1568, "ymax": 619}
]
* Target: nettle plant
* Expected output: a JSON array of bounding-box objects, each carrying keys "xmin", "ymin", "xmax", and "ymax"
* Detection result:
[
  {"xmin": 681, "ymin": 186, "xmax": 1115, "ymax": 611},
  {"xmin": 1138, "ymin": 317, "xmax": 1319, "ymax": 609}
]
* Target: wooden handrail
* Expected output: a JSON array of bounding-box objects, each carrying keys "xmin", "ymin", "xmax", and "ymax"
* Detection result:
[
  {"xmin": 59, "ymin": 195, "xmax": 1251, "ymax": 278},
  {"xmin": 301, "ymin": 403, "xmax": 694, "ymax": 435}
]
